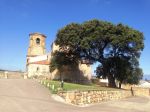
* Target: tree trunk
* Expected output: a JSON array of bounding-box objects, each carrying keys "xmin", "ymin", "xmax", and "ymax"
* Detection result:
[
  {"xmin": 119, "ymin": 82, "xmax": 122, "ymax": 89},
  {"xmin": 108, "ymin": 75, "xmax": 116, "ymax": 88}
]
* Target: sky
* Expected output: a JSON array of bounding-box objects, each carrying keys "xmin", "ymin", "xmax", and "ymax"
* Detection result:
[{"xmin": 0, "ymin": 0, "xmax": 149, "ymax": 75}]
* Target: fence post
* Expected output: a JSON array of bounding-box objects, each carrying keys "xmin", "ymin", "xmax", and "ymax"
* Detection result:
[
  {"xmin": 47, "ymin": 83, "xmax": 50, "ymax": 87},
  {"xmin": 52, "ymin": 85, "xmax": 55, "ymax": 90},
  {"xmin": 24, "ymin": 73, "xmax": 28, "ymax": 79},
  {"xmin": 131, "ymin": 87, "xmax": 134, "ymax": 96},
  {"xmin": 4, "ymin": 71, "xmax": 8, "ymax": 79}
]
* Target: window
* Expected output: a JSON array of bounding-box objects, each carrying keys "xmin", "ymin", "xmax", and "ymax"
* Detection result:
[
  {"xmin": 37, "ymin": 67, "xmax": 40, "ymax": 72},
  {"xmin": 36, "ymin": 38, "xmax": 40, "ymax": 45}
]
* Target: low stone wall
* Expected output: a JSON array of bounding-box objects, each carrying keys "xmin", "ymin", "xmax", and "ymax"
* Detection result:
[
  {"xmin": 0, "ymin": 71, "xmax": 24, "ymax": 79},
  {"xmin": 132, "ymin": 87, "xmax": 150, "ymax": 97},
  {"xmin": 58, "ymin": 87, "xmax": 150, "ymax": 105},
  {"xmin": 0, "ymin": 72, "xmax": 5, "ymax": 78},
  {"xmin": 58, "ymin": 90, "xmax": 132, "ymax": 105}
]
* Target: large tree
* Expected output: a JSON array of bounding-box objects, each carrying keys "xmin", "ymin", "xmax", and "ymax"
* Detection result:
[
  {"xmin": 55, "ymin": 19, "xmax": 144, "ymax": 87},
  {"xmin": 96, "ymin": 56, "xmax": 143, "ymax": 88}
]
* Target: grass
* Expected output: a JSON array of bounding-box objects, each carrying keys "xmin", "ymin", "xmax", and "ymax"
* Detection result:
[{"xmin": 41, "ymin": 80, "xmax": 121, "ymax": 94}]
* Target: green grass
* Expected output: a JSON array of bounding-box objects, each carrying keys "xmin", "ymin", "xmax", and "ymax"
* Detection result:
[{"xmin": 41, "ymin": 80, "xmax": 121, "ymax": 94}]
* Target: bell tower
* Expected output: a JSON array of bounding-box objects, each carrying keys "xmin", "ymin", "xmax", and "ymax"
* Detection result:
[{"xmin": 27, "ymin": 32, "xmax": 46, "ymax": 56}]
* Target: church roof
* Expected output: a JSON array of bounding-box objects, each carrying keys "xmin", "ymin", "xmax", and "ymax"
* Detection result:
[
  {"xmin": 29, "ymin": 32, "xmax": 46, "ymax": 38},
  {"xmin": 29, "ymin": 60, "xmax": 50, "ymax": 65}
]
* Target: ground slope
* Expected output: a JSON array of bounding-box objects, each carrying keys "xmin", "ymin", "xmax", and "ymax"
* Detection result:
[{"xmin": 0, "ymin": 79, "xmax": 149, "ymax": 112}]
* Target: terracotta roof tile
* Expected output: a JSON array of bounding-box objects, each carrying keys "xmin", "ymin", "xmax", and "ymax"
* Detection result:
[{"xmin": 29, "ymin": 60, "xmax": 50, "ymax": 65}]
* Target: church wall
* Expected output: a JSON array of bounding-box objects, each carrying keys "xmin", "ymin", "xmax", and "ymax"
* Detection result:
[
  {"xmin": 27, "ymin": 55, "xmax": 48, "ymax": 63},
  {"xmin": 51, "ymin": 43, "xmax": 59, "ymax": 53},
  {"xmin": 50, "ymin": 43, "xmax": 92, "ymax": 83},
  {"xmin": 78, "ymin": 63, "xmax": 92, "ymax": 80},
  {"xmin": 27, "ymin": 64, "xmax": 50, "ymax": 77},
  {"xmin": 29, "ymin": 46, "xmax": 45, "ymax": 55},
  {"xmin": 50, "ymin": 64, "xmax": 92, "ymax": 84}
]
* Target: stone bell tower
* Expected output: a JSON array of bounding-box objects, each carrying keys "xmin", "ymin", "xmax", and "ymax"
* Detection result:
[
  {"xmin": 27, "ymin": 32, "xmax": 46, "ymax": 56},
  {"xmin": 26, "ymin": 32, "xmax": 50, "ymax": 77}
]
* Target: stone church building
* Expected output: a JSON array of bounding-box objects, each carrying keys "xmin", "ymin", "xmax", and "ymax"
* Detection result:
[{"xmin": 26, "ymin": 32, "xmax": 92, "ymax": 83}]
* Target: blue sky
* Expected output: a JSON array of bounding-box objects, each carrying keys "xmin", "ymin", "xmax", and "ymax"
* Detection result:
[{"xmin": 0, "ymin": 0, "xmax": 149, "ymax": 75}]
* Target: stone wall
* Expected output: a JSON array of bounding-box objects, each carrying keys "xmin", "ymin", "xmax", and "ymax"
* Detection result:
[
  {"xmin": 27, "ymin": 33, "xmax": 46, "ymax": 56},
  {"xmin": 0, "ymin": 71, "xmax": 24, "ymax": 79},
  {"xmin": 27, "ymin": 64, "xmax": 50, "ymax": 77},
  {"xmin": 0, "ymin": 71, "xmax": 5, "ymax": 78},
  {"xmin": 58, "ymin": 88, "xmax": 150, "ymax": 105},
  {"xmin": 132, "ymin": 87, "xmax": 150, "ymax": 97},
  {"xmin": 58, "ymin": 90, "xmax": 132, "ymax": 105}
]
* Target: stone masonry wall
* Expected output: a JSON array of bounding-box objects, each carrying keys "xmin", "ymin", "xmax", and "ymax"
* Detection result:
[
  {"xmin": 58, "ymin": 88, "xmax": 150, "ymax": 105},
  {"xmin": 0, "ymin": 71, "xmax": 24, "ymax": 79},
  {"xmin": 0, "ymin": 72, "xmax": 5, "ymax": 78},
  {"xmin": 58, "ymin": 90, "xmax": 132, "ymax": 105},
  {"xmin": 132, "ymin": 87, "xmax": 150, "ymax": 97}
]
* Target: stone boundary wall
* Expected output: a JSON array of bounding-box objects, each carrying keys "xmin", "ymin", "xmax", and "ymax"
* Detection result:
[
  {"xmin": 0, "ymin": 72, "xmax": 5, "ymax": 78},
  {"xmin": 58, "ymin": 90, "xmax": 132, "ymax": 105},
  {"xmin": 39, "ymin": 80, "xmax": 150, "ymax": 105},
  {"xmin": 58, "ymin": 88, "xmax": 150, "ymax": 105},
  {"xmin": 0, "ymin": 71, "xmax": 24, "ymax": 79},
  {"xmin": 132, "ymin": 87, "xmax": 150, "ymax": 97}
]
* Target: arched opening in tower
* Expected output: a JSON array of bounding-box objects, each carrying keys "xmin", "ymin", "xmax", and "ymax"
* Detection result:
[{"xmin": 36, "ymin": 38, "xmax": 40, "ymax": 45}]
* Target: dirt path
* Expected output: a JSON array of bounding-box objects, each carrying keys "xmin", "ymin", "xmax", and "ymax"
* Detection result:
[{"xmin": 0, "ymin": 79, "xmax": 149, "ymax": 112}]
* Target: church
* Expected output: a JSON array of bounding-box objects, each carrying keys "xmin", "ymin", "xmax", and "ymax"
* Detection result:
[{"xmin": 26, "ymin": 32, "xmax": 92, "ymax": 83}]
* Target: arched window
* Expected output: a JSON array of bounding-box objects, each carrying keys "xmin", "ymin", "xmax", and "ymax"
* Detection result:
[{"xmin": 36, "ymin": 38, "xmax": 40, "ymax": 45}]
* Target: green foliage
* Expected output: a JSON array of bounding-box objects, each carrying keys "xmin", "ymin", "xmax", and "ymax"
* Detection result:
[
  {"xmin": 126, "ymin": 67, "xmax": 143, "ymax": 85},
  {"xmin": 50, "ymin": 51, "xmax": 79, "ymax": 80},
  {"xmin": 54, "ymin": 19, "xmax": 144, "ymax": 88}
]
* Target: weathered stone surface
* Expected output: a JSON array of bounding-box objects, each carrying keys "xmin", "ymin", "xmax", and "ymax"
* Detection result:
[
  {"xmin": 0, "ymin": 71, "xmax": 24, "ymax": 79},
  {"xmin": 58, "ymin": 88, "xmax": 150, "ymax": 105}
]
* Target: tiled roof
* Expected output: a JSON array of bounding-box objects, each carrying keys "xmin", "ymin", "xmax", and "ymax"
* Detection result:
[
  {"xmin": 29, "ymin": 60, "xmax": 50, "ymax": 65},
  {"xmin": 26, "ymin": 55, "xmax": 38, "ymax": 57}
]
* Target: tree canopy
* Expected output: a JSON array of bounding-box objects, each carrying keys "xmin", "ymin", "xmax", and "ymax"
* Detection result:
[{"xmin": 54, "ymin": 19, "xmax": 144, "ymax": 87}]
